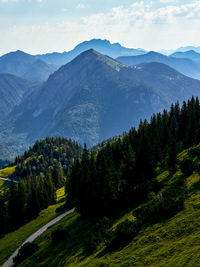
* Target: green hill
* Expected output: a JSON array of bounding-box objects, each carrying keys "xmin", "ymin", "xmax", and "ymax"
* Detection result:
[
  {"xmin": 14, "ymin": 144, "xmax": 200, "ymax": 266},
  {"xmin": 9, "ymin": 137, "xmax": 82, "ymax": 182},
  {"xmin": 0, "ymin": 137, "xmax": 82, "ymax": 239}
]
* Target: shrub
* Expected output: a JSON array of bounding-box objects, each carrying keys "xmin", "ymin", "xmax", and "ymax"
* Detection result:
[
  {"xmin": 84, "ymin": 233, "xmax": 102, "ymax": 253},
  {"xmin": 188, "ymin": 147, "xmax": 200, "ymax": 158},
  {"xmin": 107, "ymin": 219, "xmax": 142, "ymax": 249},
  {"xmin": 13, "ymin": 242, "xmax": 39, "ymax": 266},
  {"xmin": 84, "ymin": 217, "xmax": 111, "ymax": 253},
  {"xmin": 134, "ymin": 184, "xmax": 186, "ymax": 222},
  {"xmin": 180, "ymin": 159, "xmax": 196, "ymax": 176},
  {"xmin": 51, "ymin": 228, "xmax": 69, "ymax": 244}
]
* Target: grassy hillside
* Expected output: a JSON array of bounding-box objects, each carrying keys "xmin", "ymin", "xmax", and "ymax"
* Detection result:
[
  {"xmin": 17, "ymin": 144, "xmax": 200, "ymax": 267},
  {"xmin": 0, "ymin": 165, "xmax": 16, "ymax": 177},
  {"xmin": 0, "ymin": 187, "xmax": 66, "ymax": 265}
]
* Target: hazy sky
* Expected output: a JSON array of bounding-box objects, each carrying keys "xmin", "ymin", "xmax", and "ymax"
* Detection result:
[{"xmin": 0, "ymin": 0, "xmax": 200, "ymax": 55}]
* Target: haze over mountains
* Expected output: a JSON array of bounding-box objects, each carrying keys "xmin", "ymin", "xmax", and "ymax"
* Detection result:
[
  {"xmin": 1, "ymin": 39, "xmax": 200, "ymax": 80},
  {"xmin": 36, "ymin": 39, "xmax": 146, "ymax": 66},
  {"xmin": 171, "ymin": 50, "xmax": 200, "ymax": 63},
  {"xmin": 117, "ymin": 51, "xmax": 200, "ymax": 80},
  {"xmin": 1, "ymin": 39, "xmax": 200, "ymax": 160}
]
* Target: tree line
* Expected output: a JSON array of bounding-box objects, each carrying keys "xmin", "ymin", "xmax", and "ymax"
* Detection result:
[
  {"xmin": 67, "ymin": 96, "xmax": 200, "ymax": 217},
  {"xmin": 0, "ymin": 171, "xmax": 56, "ymax": 237},
  {"xmin": 0, "ymin": 137, "xmax": 83, "ymax": 237},
  {"xmin": 11, "ymin": 137, "xmax": 83, "ymax": 187}
]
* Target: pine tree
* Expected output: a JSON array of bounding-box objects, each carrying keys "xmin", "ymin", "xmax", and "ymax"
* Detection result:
[{"xmin": 167, "ymin": 136, "xmax": 177, "ymax": 175}]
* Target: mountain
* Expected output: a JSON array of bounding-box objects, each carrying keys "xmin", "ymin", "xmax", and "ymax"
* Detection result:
[
  {"xmin": 37, "ymin": 39, "xmax": 146, "ymax": 66},
  {"xmin": 0, "ymin": 50, "xmax": 56, "ymax": 81},
  {"xmin": 0, "ymin": 73, "xmax": 40, "ymax": 120},
  {"xmin": 127, "ymin": 62, "xmax": 200, "ymax": 104},
  {"xmin": 117, "ymin": 51, "xmax": 200, "ymax": 80},
  {"xmin": 0, "ymin": 142, "xmax": 12, "ymax": 161},
  {"xmin": 6, "ymin": 49, "xmax": 168, "ymax": 148},
  {"xmin": 1, "ymin": 49, "xmax": 200, "ymax": 158},
  {"xmin": 176, "ymin": 46, "xmax": 200, "ymax": 53},
  {"xmin": 171, "ymin": 50, "xmax": 200, "ymax": 63}
]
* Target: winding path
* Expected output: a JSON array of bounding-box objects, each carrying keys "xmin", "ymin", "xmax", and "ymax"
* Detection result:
[
  {"xmin": 2, "ymin": 208, "xmax": 75, "ymax": 267},
  {"xmin": 0, "ymin": 177, "xmax": 18, "ymax": 183}
]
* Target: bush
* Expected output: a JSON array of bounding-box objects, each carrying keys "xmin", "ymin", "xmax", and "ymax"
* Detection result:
[
  {"xmin": 84, "ymin": 233, "xmax": 102, "ymax": 253},
  {"xmin": 13, "ymin": 242, "xmax": 39, "ymax": 266},
  {"xmin": 107, "ymin": 219, "xmax": 142, "ymax": 249},
  {"xmin": 180, "ymin": 159, "xmax": 196, "ymax": 176},
  {"xmin": 134, "ymin": 184, "xmax": 186, "ymax": 223},
  {"xmin": 84, "ymin": 217, "xmax": 111, "ymax": 253},
  {"xmin": 188, "ymin": 147, "xmax": 200, "ymax": 157},
  {"xmin": 51, "ymin": 228, "xmax": 69, "ymax": 244}
]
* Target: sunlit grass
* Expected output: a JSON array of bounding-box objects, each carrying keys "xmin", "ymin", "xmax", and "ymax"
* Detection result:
[{"xmin": 0, "ymin": 165, "xmax": 16, "ymax": 177}]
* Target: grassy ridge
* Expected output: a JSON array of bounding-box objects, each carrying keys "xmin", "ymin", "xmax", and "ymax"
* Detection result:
[
  {"xmin": 0, "ymin": 187, "xmax": 66, "ymax": 265},
  {"xmin": 17, "ymin": 145, "xmax": 200, "ymax": 266},
  {"xmin": 0, "ymin": 165, "xmax": 16, "ymax": 178}
]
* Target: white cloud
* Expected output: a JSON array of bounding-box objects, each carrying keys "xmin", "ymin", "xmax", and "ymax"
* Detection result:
[{"xmin": 0, "ymin": 0, "xmax": 200, "ymax": 54}]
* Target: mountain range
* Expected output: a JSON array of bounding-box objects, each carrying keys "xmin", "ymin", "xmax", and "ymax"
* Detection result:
[
  {"xmin": 1, "ymin": 49, "xmax": 200, "ymax": 159},
  {"xmin": 36, "ymin": 39, "xmax": 146, "ymax": 66},
  {"xmin": 171, "ymin": 50, "xmax": 200, "ymax": 63},
  {"xmin": 160, "ymin": 46, "xmax": 200, "ymax": 55},
  {"xmin": 1, "ymin": 39, "xmax": 200, "ymax": 82},
  {"xmin": 117, "ymin": 51, "xmax": 200, "ymax": 80},
  {"xmin": 0, "ymin": 50, "xmax": 56, "ymax": 81},
  {"xmin": 176, "ymin": 46, "xmax": 200, "ymax": 54}
]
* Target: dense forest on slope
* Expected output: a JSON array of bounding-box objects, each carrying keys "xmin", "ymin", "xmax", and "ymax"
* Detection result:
[
  {"xmin": 0, "ymin": 137, "xmax": 82, "ymax": 237},
  {"xmin": 10, "ymin": 137, "xmax": 82, "ymax": 183},
  {"xmin": 17, "ymin": 143, "xmax": 200, "ymax": 266},
  {"xmin": 67, "ymin": 96, "xmax": 200, "ymax": 217}
]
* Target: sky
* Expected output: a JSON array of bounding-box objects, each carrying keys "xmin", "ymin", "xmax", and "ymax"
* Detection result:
[{"xmin": 0, "ymin": 0, "xmax": 200, "ymax": 55}]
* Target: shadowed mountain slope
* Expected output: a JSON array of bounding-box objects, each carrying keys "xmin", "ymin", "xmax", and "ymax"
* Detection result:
[
  {"xmin": 0, "ymin": 50, "xmax": 56, "ymax": 81},
  {"xmin": 1, "ymin": 49, "xmax": 200, "ymax": 157},
  {"xmin": 0, "ymin": 73, "xmax": 41, "ymax": 120}
]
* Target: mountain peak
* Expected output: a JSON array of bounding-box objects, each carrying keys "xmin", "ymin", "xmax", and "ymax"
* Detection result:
[
  {"xmin": 70, "ymin": 49, "xmax": 125, "ymax": 71},
  {"xmin": 146, "ymin": 51, "xmax": 164, "ymax": 57},
  {"xmin": 0, "ymin": 50, "xmax": 34, "ymax": 61}
]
